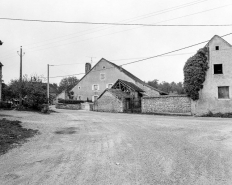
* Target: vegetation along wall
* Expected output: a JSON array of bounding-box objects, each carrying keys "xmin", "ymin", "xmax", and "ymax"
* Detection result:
[{"xmin": 142, "ymin": 95, "xmax": 191, "ymax": 114}]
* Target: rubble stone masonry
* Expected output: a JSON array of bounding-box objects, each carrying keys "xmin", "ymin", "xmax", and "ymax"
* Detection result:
[
  {"xmin": 55, "ymin": 103, "xmax": 81, "ymax": 110},
  {"xmin": 93, "ymin": 91, "xmax": 123, "ymax": 112},
  {"xmin": 142, "ymin": 95, "xmax": 191, "ymax": 114}
]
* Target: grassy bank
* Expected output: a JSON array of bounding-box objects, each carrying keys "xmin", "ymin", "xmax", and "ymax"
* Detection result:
[{"xmin": 0, "ymin": 118, "xmax": 39, "ymax": 155}]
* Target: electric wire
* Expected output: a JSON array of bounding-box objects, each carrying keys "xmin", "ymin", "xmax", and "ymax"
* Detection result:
[
  {"xmin": 48, "ymin": 32, "xmax": 232, "ymax": 78},
  {"xmin": 1, "ymin": 17, "xmax": 231, "ymax": 26},
  {"xmin": 0, "ymin": 0, "xmax": 209, "ymax": 57}
]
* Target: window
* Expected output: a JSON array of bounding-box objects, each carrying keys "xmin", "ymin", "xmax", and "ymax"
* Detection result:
[
  {"xmin": 215, "ymin": 46, "xmax": 219, "ymax": 50},
  {"xmin": 92, "ymin": 84, "xmax": 99, "ymax": 91},
  {"xmin": 78, "ymin": 95, "xmax": 82, "ymax": 100},
  {"xmin": 103, "ymin": 66, "xmax": 106, "ymax": 69},
  {"xmin": 92, "ymin": 95, "xmax": 99, "ymax": 102},
  {"xmin": 78, "ymin": 86, "xmax": 81, "ymax": 89},
  {"xmin": 218, "ymin": 86, "xmax": 229, "ymax": 99},
  {"xmin": 106, "ymin": 83, "xmax": 113, "ymax": 88},
  {"xmin": 100, "ymin": 73, "xmax": 106, "ymax": 80},
  {"xmin": 214, "ymin": 64, "xmax": 223, "ymax": 74}
]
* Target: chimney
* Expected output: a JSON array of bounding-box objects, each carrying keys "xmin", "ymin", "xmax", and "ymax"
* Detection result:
[{"xmin": 85, "ymin": 63, "xmax": 91, "ymax": 74}]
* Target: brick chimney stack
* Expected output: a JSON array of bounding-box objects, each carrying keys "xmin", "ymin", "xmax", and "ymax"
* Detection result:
[{"xmin": 85, "ymin": 63, "xmax": 91, "ymax": 74}]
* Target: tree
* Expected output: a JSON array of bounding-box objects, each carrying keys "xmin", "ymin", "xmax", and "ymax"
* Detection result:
[
  {"xmin": 147, "ymin": 79, "xmax": 185, "ymax": 94},
  {"xmin": 183, "ymin": 47, "xmax": 208, "ymax": 100},
  {"xmin": 6, "ymin": 75, "xmax": 48, "ymax": 110},
  {"xmin": 147, "ymin": 79, "xmax": 159, "ymax": 89},
  {"xmin": 58, "ymin": 76, "xmax": 79, "ymax": 98}
]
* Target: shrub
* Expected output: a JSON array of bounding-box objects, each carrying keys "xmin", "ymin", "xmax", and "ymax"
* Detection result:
[
  {"xmin": 202, "ymin": 111, "xmax": 232, "ymax": 118},
  {"xmin": 41, "ymin": 104, "xmax": 50, "ymax": 114},
  {"xmin": 58, "ymin": 99, "xmax": 84, "ymax": 104},
  {"xmin": 183, "ymin": 47, "xmax": 209, "ymax": 100},
  {"xmin": 0, "ymin": 101, "xmax": 12, "ymax": 109}
]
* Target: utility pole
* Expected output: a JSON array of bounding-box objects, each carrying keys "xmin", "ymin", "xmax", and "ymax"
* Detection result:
[
  {"xmin": 0, "ymin": 63, "xmax": 3, "ymax": 101},
  {"xmin": 17, "ymin": 46, "xmax": 25, "ymax": 107},
  {"xmin": 0, "ymin": 41, "xmax": 3, "ymax": 101},
  {"xmin": 47, "ymin": 64, "xmax": 49, "ymax": 105}
]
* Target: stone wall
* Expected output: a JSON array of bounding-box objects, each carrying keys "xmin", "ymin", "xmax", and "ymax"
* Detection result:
[
  {"xmin": 142, "ymin": 95, "xmax": 191, "ymax": 114},
  {"xmin": 55, "ymin": 103, "xmax": 81, "ymax": 110},
  {"xmin": 81, "ymin": 102, "xmax": 93, "ymax": 111},
  {"xmin": 93, "ymin": 91, "xmax": 123, "ymax": 112}
]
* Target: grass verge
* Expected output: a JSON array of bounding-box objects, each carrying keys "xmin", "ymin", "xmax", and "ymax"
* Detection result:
[
  {"xmin": 0, "ymin": 118, "xmax": 39, "ymax": 155},
  {"xmin": 201, "ymin": 111, "xmax": 232, "ymax": 118}
]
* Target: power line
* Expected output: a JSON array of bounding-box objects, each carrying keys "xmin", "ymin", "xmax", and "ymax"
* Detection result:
[
  {"xmin": 0, "ymin": 17, "xmax": 231, "ymax": 27},
  {"xmin": 10, "ymin": 3, "xmax": 232, "ymax": 55},
  {"xmin": 121, "ymin": 32, "xmax": 232, "ymax": 66},
  {"xmin": 49, "ymin": 32, "xmax": 232, "ymax": 78},
  {"xmin": 0, "ymin": 0, "xmax": 209, "ymax": 58},
  {"xmin": 1, "ymin": 1, "xmax": 229, "ymax": 60}
]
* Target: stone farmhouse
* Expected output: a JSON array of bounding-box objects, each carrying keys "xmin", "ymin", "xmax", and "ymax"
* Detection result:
[
  {"xmin": 191, "ymin": 35, "xmax": 232, "ymax": 115},
  {"xmin": 71, "ymin": 58, "xmax": 167, "ymax": 102},
  {"xmin": 94, "ymin": 79, "xmax": 146, "ymax": 113}
]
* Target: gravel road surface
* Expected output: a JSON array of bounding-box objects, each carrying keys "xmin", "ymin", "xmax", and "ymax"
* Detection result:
[{"xmin": 1, "ymin": 109, "xmax": 232, "ymax": 185}]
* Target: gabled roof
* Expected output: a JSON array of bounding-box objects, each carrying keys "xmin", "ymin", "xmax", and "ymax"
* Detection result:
[
  {"xmin": 71, "ymin": 58, "xmax": 168, "ymax": 95},
  {"xmin": 112, "ymin": 79, "xmax": 144, "ymax": 92},
  {"xmin": 41, "ymin": 83, "xmax": 58, "ymax": 94},
  {"xmin": 108, "ymin": 61, "xmax": 144, "ymax": 84},
  {"xmin": 205, "ymin": 35, "xmax": 232, "ymax": 47},
  {"xmin": 98, "ymin": 89, "xmax": 130, "ymax": 100}
]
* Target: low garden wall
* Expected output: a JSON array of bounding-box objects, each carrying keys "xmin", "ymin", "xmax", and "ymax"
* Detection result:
[
  {"xmin": 142, "ymin": 95, "xmax": 191, "ymax": 114},
  {"xmin": 55, "ymin": 103, "xmax": 81, "ymax": 110}
]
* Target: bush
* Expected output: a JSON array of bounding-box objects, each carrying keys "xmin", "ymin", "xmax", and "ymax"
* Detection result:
[
  {"xmin": 0, "ymin": 101, "xmax": 12, "ymax": 109},
  {"xmin": 202, "ymin": 111, "xmax": 232, "ymax": 118},
  {"xmin": 183, "ymin": 47, "xmax": 209, "ymax": 100},
  {"xmin": 41, "ymin": 104, "xmax": 50, "ymax": 114},
  {"xmin": 58, "ymin": 99, "xmax": 84, "ymax": 104}
]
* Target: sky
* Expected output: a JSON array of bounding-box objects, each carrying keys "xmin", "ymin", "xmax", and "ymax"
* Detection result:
[{"xmin": 0, "ymin": 0, "xmax": 232, "ymax": 85}]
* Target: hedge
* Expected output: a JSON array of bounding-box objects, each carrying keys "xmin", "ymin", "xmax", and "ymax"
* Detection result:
[{"xmin": 58, "ymin": 99, "xmax": 84, "ymax": 104}]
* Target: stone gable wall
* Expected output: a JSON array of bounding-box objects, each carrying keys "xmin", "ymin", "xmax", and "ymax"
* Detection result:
[
  {"xmin": 93, "ymin": 91, "xmax": 123, "ymax": 112},
  {"xmin": 135, "ymin": 82, "xmax": 160, "ymax": 96},
  {"xmin": 142, "ymin": 95, "xmax": 191, "ymax": 114}
]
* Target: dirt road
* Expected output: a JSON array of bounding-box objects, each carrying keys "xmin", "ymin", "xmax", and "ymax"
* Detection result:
[{"xmin": 1, "ymin": 109, "xmax": 232, "ymax": 185}]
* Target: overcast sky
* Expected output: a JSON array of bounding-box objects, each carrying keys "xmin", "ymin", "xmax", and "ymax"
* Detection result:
[{"xmin": 1, "ymin": 0, "xmax": 232, "ymax": 85}]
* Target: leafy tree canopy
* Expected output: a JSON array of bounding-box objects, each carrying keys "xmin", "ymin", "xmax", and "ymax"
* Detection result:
[
  {"xmin": 183, "ymin": 47, "xmax": 209, "ymax": 100},
  {"xmin": 147, "ymin": 79, "xmax": 185, "ymax": 94},
  {"xmin": 58, "ymin": 76, "xmax": 79, "ymax": 97},
  {"xmin": 4, "ymin": 75, "xmax": 49, "ymax": 110}
]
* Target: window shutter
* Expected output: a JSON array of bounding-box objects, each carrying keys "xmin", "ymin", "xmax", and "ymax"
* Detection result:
[
  {"xmin": 92, "ymin": 85, "xmax": 94, "ymax": 90},
  {"xmin": 98, "ymin": 85, "xmax": 100, "ymax": 90}
]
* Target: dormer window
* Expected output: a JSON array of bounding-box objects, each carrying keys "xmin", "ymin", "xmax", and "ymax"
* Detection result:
[
  {"xmin": 214, "ymin": 64, "xmax": 223, "ymax": 74},
  {"xmin": 215, "ymin": 46, "xmax": 219, "ymax": 50}
]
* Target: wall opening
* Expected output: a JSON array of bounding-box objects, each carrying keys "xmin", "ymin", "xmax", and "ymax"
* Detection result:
[
  {"xmin": 214, "ymin": 64, "xmax": 223, "ymax": 74},
  {"xmin": 218, "ymin": 86, "xmax": 229, "ymax": 99}
]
